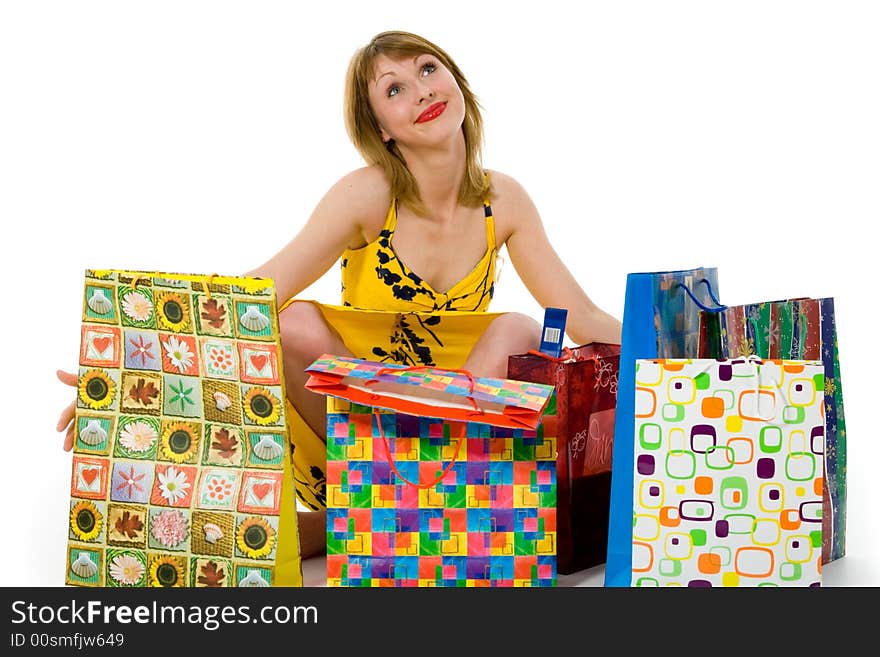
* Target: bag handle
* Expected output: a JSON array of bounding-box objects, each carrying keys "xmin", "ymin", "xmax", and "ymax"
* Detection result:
[
  {"xmin": 698, "ymin": 278, "xmax": 724, "ymax": 307},
  {"xmin": 675, "ymin": 278, "xmax": 728, "ymax": 313},
  {"xmin": 374, "ymin": 410, "xmax": 465, "ymax": 489},
  {"xmin": 128, "ymin": 271, "xmax": 222, "ymax": 306},
  {"xmin": 743, "ymin": 356, "xmax": 776, "ymax": 421},
  {"xmin": 364, "ymin": 364, "xmax": 480, "ymax": 489},
  {"xmin": 526, "ymin": 347, "xmax": 574, "ymax": 363},
  {"xmin": 526, "ymin": 346, "xmax": 618, "ymax": 364}
]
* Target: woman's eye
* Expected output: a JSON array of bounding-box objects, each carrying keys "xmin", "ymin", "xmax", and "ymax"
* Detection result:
[
  {"xmin": 421, "ymin": 63, "xmax": 436, "ymax": 76},
  {"xmin": 387, "ymin": 85, "xmax": 400, "ymax": 97}
]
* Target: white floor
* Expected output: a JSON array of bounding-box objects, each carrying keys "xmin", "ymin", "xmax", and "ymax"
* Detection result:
[{"xmin": 300, "ymin": 554, "xmax": 862, "ymax": 587}]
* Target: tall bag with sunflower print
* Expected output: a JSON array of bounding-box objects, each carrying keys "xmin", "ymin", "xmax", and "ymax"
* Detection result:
[
  {"xmin": 696, "ymin": 295, "xmax": 847, "ymax": 564},
  {"xmin": 67, "ymin": 269, "xmax": 302, "ymax": 588}
]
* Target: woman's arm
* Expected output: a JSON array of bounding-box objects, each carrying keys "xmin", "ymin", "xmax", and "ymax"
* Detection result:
[
  {"xmin": 246, "ymin": 167, "xmax": 389, "ymax": 303},
  {"xmin": 495, "ymin": 173, "xmax": 622, "ymax": 346}
]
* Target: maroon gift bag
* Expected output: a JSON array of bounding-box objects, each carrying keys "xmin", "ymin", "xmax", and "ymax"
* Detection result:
[{"xmin": 507, "ymin": 343, "xmax": 620, "ymax": 574}]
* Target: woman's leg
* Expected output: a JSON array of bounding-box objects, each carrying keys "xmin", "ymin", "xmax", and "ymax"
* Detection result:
[
  {"xmin": 462, "ymin": 312, "xmax": 542, "ymax": 377},
  {"xmin": 279, "ymin": 301, "xmax": 354, "ymax": 438},
  {"xmin": 278, "ymin": 301, "xmax": 354, "ymax": 558}
]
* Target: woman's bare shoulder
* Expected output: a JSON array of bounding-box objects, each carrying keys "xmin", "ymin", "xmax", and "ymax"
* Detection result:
[
  {"xmin": 485, "ymin": 169, "xmax": 538, "ymax": 244},
  {"xmin": 333, "ymin": 166, "xmax": 390, "ymax": 202},
  {"xmin": 327, "ymin": 166, "xmax": 389, "ymax": 217},
  {"xmin": 486, "ymin": 169, "xmax": 526, "ymax": 195},
  {"xmin": 327, "ymin": 166, "xmax": 392, "ymax": 248}
]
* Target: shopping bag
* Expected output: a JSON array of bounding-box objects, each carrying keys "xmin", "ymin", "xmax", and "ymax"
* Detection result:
[
  {"xmin": 507, "ymin": 343, "xmax": 620, "ymax": 574},
  {"xmin": 305, "ymin": 355, "xmax": 558, "ymax": 587},
  {"xmin": 67, "ymin": 269, "xmax": 302, "ymax": 587},
  {"xmin": 699, "ymin": 296, "xmax": 847, "ymax": 563},
  {"xmin": 277, "ymin": 303, "xmax": 505, "ymax": 513},
  {"xmin": 627, "ymin": 357, "xmax": 825, "ymax": 587},
  {"xmin": 605, "ymin": 266, "xmax": 725, "ymax": 586}
]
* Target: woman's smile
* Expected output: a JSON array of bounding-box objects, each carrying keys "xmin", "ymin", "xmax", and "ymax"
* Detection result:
[
  {"xmin": 368, "ymin": 53, "xmax": 465, "ymax": 147},
  {"xmin": 416, "ymin": 101, "xmax": 447, "ymax": 124}
]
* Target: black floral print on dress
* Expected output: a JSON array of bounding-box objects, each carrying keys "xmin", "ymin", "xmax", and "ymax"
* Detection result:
[
  {"xmin": 371, "ymin": 313, "xmax": 444, "ymax": 366},
  {"xmin": 368, "ymin": 212, "xmax": 497, "ymax": 312}
]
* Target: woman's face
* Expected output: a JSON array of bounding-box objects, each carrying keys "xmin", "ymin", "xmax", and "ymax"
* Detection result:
[{"xmin": 367, "ymin": 52, "xmax": 466, "ymax": 149}]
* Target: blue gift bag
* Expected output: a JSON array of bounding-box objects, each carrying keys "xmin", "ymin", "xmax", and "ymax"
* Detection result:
[{"xmin": 604, "ymin": 267, "xmax": 723, "ymax": 587}]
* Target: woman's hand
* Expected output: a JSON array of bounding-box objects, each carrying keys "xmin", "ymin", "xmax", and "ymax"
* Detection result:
[{"xmin": 56, "ymin": 369, "xmax": 78, "ymax": 451}]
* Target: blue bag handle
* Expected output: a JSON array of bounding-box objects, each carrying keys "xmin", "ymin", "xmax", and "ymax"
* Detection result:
[{"xmin": 674, "ymin": 278, "xmax": 727, "ymax": 313}]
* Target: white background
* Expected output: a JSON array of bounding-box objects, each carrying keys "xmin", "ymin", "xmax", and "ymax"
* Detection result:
[{"xmin": 1, "ymin": 1, "xmax": 876, "ymax": 586}]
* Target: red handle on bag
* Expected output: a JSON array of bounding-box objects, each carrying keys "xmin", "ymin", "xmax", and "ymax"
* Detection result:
[
  {"xmin": 527, "ymin": 347, "xmax": 574, "ymax": 362},
  {"xmin": 362, "ymin": 364, "xmax": 495, "ymax": 487},
  {"xmin": 374, "ymin": 409, "xmax": 465, "ymax": 489}
]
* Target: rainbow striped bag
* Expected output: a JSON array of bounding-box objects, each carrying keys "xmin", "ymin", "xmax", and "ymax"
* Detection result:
[{"xmin": 698, "ymin": 296, "xmax": 847, "ymax": 563}]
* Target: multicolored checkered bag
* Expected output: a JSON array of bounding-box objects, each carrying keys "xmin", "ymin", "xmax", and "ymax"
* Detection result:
[
  {"xmin": 305, "ymin": 355, "xmax": 557, "ymax": 587},
  {"xmin": 66, "ymin": 269, "xmax": 302, "ymax": 587}
]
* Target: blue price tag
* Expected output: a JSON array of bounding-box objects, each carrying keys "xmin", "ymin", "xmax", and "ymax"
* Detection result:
[{"xmin": 538, "ymin": 307, "xmax": 568, "ymax": 358}]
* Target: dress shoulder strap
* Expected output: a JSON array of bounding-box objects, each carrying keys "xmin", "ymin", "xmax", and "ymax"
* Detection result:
[
  {"xmin": 383, "ymin": 198, "xmax": 399, "ymax": 233},
  {"xmin": 482, "ymin": 171, "xmax": 496, "ymax": 250}
]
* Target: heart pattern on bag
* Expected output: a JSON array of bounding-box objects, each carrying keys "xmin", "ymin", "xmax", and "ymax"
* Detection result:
[
  {"xmin": 92, "ymin": 336, "xmax": 112, "ymax": 355},
  {"xmin": 80, "ymin": 468, "xmax": 100, "ymax": 487},
  {"xmin": 251, "ymin": 482, "xmax": 273, "ymax": 502}
]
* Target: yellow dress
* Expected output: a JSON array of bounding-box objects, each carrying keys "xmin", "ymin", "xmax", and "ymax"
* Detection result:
[{"xmin": 284, "ymin": 186, "xmax": 503, "ymax": 509}]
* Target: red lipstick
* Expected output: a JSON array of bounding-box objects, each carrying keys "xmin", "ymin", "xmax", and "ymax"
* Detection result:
[{"xmin": 416, "ymin": 102, "xmax": 447, "ymax": 124}]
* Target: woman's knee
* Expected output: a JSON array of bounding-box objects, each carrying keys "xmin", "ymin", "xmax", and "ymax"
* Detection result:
[
  {"xmin": 279, "ymin": 302, "xmax": 338, "ymax": 358},
  {"xmin": 488, "ymin": 312, "xmax": 542, "ymax": 352}
]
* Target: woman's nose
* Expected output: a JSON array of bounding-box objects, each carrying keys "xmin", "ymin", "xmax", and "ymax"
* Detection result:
[{"xmin": 418, "ymin": 84, "xmax": 435, "ymax": 103}]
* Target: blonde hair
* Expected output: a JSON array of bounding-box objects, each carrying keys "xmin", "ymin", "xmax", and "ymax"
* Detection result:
[{"xmin": 344, "ymin": 31, "xmax": 489, "ymax": 217}]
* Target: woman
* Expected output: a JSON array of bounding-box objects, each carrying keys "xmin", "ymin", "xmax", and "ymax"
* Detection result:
[{"xmin": 57, "ymin": 30, "xmax": 622, "ymax": 561}]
